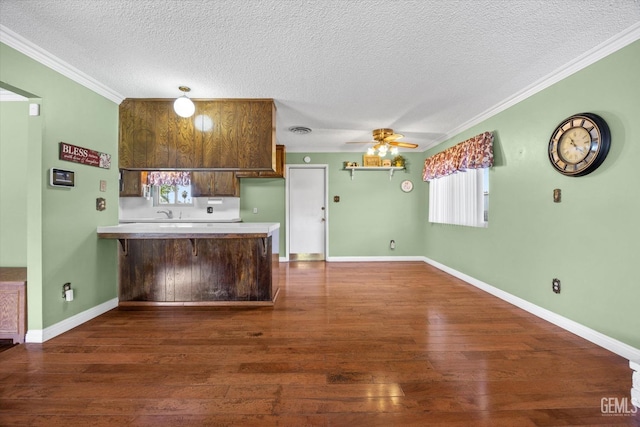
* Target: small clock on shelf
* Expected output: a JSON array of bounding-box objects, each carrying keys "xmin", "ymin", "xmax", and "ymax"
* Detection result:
[
  {"xmin": 401, "ymin": 180, "xmax": 413, "ymax": 192},
  {"xmin": 548, "ymin": 112, "xmax": 611, "ymax": 177}
]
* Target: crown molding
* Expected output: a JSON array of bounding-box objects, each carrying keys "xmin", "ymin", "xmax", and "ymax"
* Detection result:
[
  {"xmin": 432, "ymin": 22, "xmax": 640, "ymax": 150},
  {"xmin": 0, "ymin": 25, "xmax": 124, "ymax": 104}
]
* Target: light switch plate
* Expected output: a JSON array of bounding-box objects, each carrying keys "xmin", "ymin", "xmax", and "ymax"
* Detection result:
[
  {"xmin": 29, "ymin": 103, "xmax": 40, "ymax": 116},
  {"xmin": 100, "ymin": 180, "xmax": 107, "ymax": 192}
]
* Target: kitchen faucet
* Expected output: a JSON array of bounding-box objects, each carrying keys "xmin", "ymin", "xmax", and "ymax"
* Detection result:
[{"xmin": 157, "ymin": 210, "xmax": 173, "ymax": 219}]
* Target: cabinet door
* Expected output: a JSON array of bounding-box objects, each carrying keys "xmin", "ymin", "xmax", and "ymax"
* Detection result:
[
  {"xmin": 213, "ymin": 172, "xmax": 240, "ymax": 197},
  {"xmin": 237, "ymin": 100, "xmax": 275, "ymax": 170},
  {"xmin": 190, "ymin": 172, "xmax": 214, "ymax": 197},
  {"xmin": 120, "ymin": 100, "xmax": 175, "ymax": 169},
  {"xmin": 200, "ymin": 101, "xmax": 237, "ymax": 168},
  {"xmin": 119, "ymin": 170, "xmax": 144, "ymax": 197},
  {"xmin": 236, "ymin": 145, "xmax": 285, "ymax": 178},
  {"xmin": 191, "ymin": 172, "xmax": 239, "ymax": 197}
]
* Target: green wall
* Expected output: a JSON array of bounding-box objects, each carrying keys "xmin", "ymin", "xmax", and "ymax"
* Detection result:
[
  {"xmin": 0, "ymin": 43, "xmax": 119, "ymax": 331},
  {"xmin": 0, "ymin": 101, "xmax": 28, "ymax": 266},
  {"xmin": 422, "ymin": 40, "xmax": 640, "ymax": 349},
  {"xmin": 241, "ymin": 152, "xmax": 427, "ymax": 257}
]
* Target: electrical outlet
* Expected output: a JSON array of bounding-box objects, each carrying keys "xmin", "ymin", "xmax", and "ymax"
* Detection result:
[
  {"xmin": 253, "ymin": 208, "xmax": 258, "ymax": 214},
  {"xmin": 207, "ymin": 207, "xmax": 213, "ymax": 213},
  {"xmin": 390, "ymin": 240, "xmax": 395, "ymax": 250},
  {"xmin": 62, "ymin": 282, "xmax": 71, "ymax": 298},
  {"xmin": 552, "ymin": 278, "xmax": 561, "ymax": 294}
]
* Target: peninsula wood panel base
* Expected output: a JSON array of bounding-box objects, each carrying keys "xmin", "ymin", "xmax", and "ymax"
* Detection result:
[{"xmin": 117, "ymin": 237, "xmax": 278, "ymax": 304}]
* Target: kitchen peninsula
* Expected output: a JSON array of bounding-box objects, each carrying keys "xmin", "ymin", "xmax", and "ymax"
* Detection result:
[{"xmin": 97, "ymin": 222, "xmax": 279, "ymax": 307}]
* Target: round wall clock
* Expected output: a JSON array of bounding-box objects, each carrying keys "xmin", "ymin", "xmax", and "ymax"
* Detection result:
[
  {"xmin": 401, "ymin": 180, "xmax": 413, "ymax": 192},
  {"xmin": 548, "ymin": 112, "xmax": 611, "ymax": 177}
]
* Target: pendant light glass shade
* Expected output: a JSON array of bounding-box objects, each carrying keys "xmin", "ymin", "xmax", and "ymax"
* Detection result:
[{"xmin": 173, "ymin": 86, "xmax": 195, "ymax": 118}]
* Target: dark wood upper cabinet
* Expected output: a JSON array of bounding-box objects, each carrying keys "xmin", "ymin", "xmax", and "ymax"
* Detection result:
[
  {"xmin": 191, "ymin": 171, "xmax": 240, "ymax": 197},
  {"xmin": 119, "ymin": 99, "xmax": 275, "ymax": 171},
  {"xmin": 236, "ymin": 145, "xmax": 286, "ymax": 178},
  {"xmin": 119, "ymin": 170, "xmax": 148, "ymax": 197}
]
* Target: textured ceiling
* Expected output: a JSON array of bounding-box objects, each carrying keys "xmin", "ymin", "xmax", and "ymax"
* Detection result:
[{"xmin": 1, "ymin": 0, "xmax": 639, "ymax": 152}]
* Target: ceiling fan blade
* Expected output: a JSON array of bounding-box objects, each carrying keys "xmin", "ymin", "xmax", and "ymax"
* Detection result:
[
  {"xmin": 384, "ymin": 133, "xmax": 405, "ymax": 141},
  {"xmin": 389, "ymin": 141, "xmax": 418, "ymax": 148},
  {"xmin": 372, "ymin": 143, "xmax": 382, "ymax": 150}
]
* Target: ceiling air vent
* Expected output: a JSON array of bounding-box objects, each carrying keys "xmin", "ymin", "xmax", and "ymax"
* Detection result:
[{"xmin": 288, "ymin": 126, "xmax": 312, "ymax": 135}]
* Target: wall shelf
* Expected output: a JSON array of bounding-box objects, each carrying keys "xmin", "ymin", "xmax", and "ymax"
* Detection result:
[{"xmin": 344, "ymin": 166, "xmax": 404, "ymax": 180}]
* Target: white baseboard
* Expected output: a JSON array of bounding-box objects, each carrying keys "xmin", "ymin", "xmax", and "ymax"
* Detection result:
[
  {"xmin": 25, "ymin": 298, "xmax": 119, "ymax": 343},
  {"xmin": 327, "ymin": 256, "xmax": 425, "ymax": 262},
  {"xmin": 422, "ymin": 256, "xmax": 640, "ymax": 361}
]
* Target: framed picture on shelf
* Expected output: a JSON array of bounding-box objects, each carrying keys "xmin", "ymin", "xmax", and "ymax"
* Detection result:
[{"xmin": 363, "ymin": 155, "xmax": 381, "ymax": 167}]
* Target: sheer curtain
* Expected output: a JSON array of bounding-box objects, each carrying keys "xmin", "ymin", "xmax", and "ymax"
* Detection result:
[
  {"xmin": 428, "ymin": 168, "xmax": 486, "ymax": 227},
  {"xmin": 423, "ymin": 131, "xmax": 493, "ymax": 228}
]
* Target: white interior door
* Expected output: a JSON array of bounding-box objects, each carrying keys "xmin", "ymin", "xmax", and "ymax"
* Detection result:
[{"xmin": 287, "ymin": 166, "xmax": 327, "ymax": 261}]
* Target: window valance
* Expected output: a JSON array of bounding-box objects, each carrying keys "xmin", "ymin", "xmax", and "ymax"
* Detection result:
[
  {"xmin": 147, "ymin": 171, "xmax": 191, "ymax": 186},
  {"xmin": 422, "ymin": 131, "xmax": 494, "ymax": 181}
]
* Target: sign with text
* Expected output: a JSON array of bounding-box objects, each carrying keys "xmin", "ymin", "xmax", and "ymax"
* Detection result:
[{"xmin": 59, "ymin": 142, "xmax": 111, "ymax": 169}]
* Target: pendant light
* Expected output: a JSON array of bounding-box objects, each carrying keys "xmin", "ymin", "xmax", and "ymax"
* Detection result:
[{"xmin": 173, "ymin": 86, "xmax": 195, "ymax": 118}]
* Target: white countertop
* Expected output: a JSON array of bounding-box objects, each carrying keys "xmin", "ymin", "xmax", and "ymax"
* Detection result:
[
  {"xmin": 119, "ymin": 218, "xmax": 242, "ymax": 223},
  {"xmin": 97, "ymin": 222, "xmax": 280, "ymax": 235}
]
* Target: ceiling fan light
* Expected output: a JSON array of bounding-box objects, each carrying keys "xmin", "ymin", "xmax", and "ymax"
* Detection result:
[
  {"xmin": 391, "ymin": 147, "xmax": 399, "ymax": 155},
  {"xmin": 367, "ymin": 147, "xmax": 375, "ymax": 155},
  {"xmin": 173, "ymin": 86, "xmax": 195, "ymax": 118}
]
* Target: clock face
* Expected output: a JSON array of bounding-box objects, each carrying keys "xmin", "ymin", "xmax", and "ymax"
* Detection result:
[
  {"xmin": 401, "ymin": 180, "xmax": 413, "ymax": 192},
  {"xmin": 548, "ymin": 113, "xmax": 611, "ymax": 177}
]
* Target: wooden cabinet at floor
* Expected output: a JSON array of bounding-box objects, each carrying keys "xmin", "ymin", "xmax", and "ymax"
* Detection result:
[
  {"xmin": 119, "ymin": 99, "xmax": 275, "ymax": 171},
  {"xmin": 236, "ymin": 145, "xmax": 286, "ymax": 178},
  {"xmin": 0, "ymin": 268, "xmax": 27, "ymax": 344},
  {"xmin": 191, "ymin": 171, "xmax": 240, "ymax": 197},
  {"xmin": 117, "ymin": 237, "xmax": 277, "ymax": 304},
  {"xmin": 119, "ymin": 170, "xmax": 148, "ymax": 197}
]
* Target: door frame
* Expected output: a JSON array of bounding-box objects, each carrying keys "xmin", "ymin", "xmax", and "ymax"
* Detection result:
[{"xmin": 285, "ymin": 164, "xmax": 329, "ymax": 262}]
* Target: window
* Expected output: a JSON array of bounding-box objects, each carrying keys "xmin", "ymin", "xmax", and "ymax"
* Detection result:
[
  {"xmin": 147, "ymin": 171, "xmax": 193, "ymax": 207},
  {"xmin": 428, "ymin": 168, "xmax": 488, "ymax": 228},
  {"xmin": 156, "ymin": 183, "xmax": 193, "ymax": 206}
]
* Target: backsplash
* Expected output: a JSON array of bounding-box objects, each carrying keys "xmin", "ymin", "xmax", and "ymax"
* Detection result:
[{"xmin": 119, "ymin": 197, "xmax": 240, "ymax": 222}]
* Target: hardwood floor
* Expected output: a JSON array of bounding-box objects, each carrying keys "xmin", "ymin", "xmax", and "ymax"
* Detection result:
[{"xmin": 0, "ymin": 262, "xmax": 637, "ymax": 426}]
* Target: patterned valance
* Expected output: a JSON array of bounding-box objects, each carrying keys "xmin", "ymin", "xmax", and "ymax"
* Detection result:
[
  {"xmin": 422, "ymin": 131, "xmax": 494, "ymax": 181},
  {"xmin": 147, "ymin": 171, "xmax": 191, "ymax": 186}
]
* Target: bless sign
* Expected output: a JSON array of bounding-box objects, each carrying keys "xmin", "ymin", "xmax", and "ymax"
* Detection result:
[{"xmin": 59, "ymin": 142, "xmax": 111, "ymax": 169}]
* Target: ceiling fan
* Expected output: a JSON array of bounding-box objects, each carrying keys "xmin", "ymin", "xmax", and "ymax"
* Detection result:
[{"xmin": 352, "ymin": 128, "xmax": 419, "ymax": 156}]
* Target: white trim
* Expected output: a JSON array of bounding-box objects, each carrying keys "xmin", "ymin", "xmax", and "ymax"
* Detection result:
[
  {"xmin": 327, "ymin": 256, "xmax": 425, "ymax": 262},
  {"xmin": 0, "ymin": 25, "xmax": 124, "ymax": 104},
  {"xmin": 25, "ymin": 298, "xmax": 119, "ymax": 343},
  {"xmin": 423, "ymin": 256, "xmax": 640, "ymax": 361}
]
